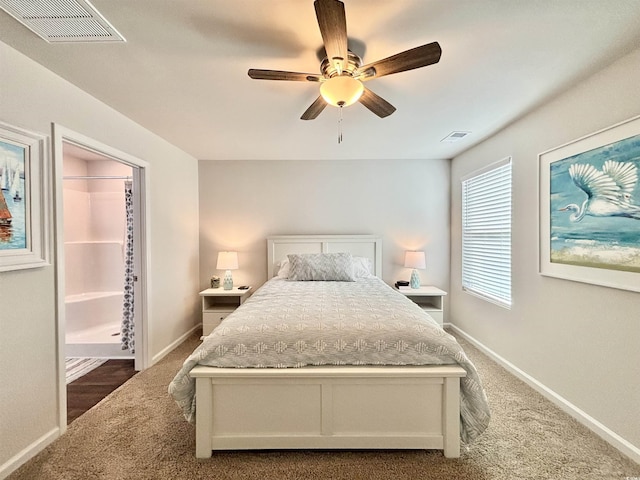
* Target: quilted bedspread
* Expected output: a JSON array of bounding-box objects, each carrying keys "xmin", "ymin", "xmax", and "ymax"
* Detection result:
[{"xmin": 169, "ymin": 278, "xmax": 490, "ymax": 443}]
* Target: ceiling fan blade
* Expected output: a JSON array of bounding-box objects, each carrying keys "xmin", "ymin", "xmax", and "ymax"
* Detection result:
[
  {"xmin": 357, "ymin": 42, "xmax": 442, "ymax": 80},
  {"xmin": 314, "ymin": 0, "xmax": 348, "ymax": 73},
  {"xmin": 248, "ymin": 69, "xmax": 322, "ymax": 82},
  {"xmin": 359, "ymin": 87, "xmax": 396, "ymax": 118},
  {"xmin": 301, "ymin": 96, "xmax": 328, "ymax": 120}
]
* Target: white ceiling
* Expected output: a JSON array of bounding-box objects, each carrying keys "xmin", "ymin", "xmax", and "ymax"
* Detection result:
[{"xmin": 1, "ymin": 0, "xmax": 640, "ymax": 161}]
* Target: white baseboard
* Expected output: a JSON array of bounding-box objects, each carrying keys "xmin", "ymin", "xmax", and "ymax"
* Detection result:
[
  {"xmin": 0, "ymin": 427, "xmax": 59, "ymax": 480},
  {"xmin": 151, "ymin": 324, "xmax": 200, "ymax": 365},
  {"xmin": 449, "ymin": 324, "xmax": 640, "ymax": 465}
]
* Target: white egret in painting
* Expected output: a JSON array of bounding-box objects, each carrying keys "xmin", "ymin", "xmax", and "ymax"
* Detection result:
[{"xmin": 560, "ymin": 160, "xmax": 640, "ymax": 221}]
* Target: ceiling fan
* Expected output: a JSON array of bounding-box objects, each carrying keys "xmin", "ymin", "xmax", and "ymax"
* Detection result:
[{"xmin": 247, "ymin": 0, "xmax": 442, "ymax": 121}]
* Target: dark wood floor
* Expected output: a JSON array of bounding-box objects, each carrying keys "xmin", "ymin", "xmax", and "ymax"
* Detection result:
[{"xmin": 67, "ymin": 359, "xmax": 137, "ymax": 424}]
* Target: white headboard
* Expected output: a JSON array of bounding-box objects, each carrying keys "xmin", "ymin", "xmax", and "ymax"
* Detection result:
[{"xmin": 267, "ymin": 235, "xmax": 382, "ymax": 279}]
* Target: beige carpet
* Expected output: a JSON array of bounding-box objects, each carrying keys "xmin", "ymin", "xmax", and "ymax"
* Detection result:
[{"xmin": 9, "ymin": 331, "xmax": 640, "ymax": 480}]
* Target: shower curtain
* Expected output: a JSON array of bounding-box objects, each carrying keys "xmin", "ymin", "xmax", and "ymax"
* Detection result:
[{"xmin": 121, "ymin": 180, "xmax": 135, "ymax": 354}]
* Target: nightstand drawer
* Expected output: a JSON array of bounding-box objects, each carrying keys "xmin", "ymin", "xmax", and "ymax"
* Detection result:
[
  {"xmin": 424, "ymin": 309, "xmax": 443, "ymax": 326},
  {"xmin": 203, "ymin": 310, "xmax": 233, "ymax": 335}
]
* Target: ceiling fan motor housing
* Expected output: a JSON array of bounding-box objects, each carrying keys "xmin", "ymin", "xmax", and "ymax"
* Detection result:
[{"xmin": 320, "ymin": 50, "xmax": 363, "ymax": 78}]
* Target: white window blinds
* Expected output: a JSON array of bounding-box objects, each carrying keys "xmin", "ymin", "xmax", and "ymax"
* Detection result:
[{"xmin": 461, "ymin": 158, "xmax": 512, "ymax": 308}]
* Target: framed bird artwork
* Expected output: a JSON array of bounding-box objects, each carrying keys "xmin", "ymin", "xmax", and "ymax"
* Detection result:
[{"xmin": 539, "ymin": 114, "xmax": 640, "ymax": 292}]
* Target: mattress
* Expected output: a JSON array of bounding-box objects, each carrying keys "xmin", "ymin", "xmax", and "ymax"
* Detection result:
[{"xmin": 169, "ymin": 277, "xmax": 490, "ymax": 443}]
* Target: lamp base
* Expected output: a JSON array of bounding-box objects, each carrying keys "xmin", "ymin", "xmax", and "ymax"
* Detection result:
[
  {"xmin": 223, "ymin": 270, "xmax": 233, "ymax": 290},
  {"xmin": 410, "ymin": 269, "xmax": 420, "ymax": 289}
]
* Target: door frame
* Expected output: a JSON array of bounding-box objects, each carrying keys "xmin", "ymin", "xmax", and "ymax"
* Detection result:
[{"xmin": 52, "ymin": 124, "xmax": 151, "ymax": 433}]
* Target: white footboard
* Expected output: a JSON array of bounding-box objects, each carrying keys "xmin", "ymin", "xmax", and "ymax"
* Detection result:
[{"xmin": 190, "ymin": 365, "xmax": 466, "ymax": 458}]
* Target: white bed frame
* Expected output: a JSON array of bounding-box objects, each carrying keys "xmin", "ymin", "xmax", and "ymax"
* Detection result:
[{"xmin": 190, "ymin": 235, "xmax": 466, "ymax": 458}]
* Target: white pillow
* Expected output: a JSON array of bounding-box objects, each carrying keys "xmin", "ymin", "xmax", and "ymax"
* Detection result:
[
  {"xmin": 352, "ymin": 256, "xmax": 374, "ymax": 278},
  {"xmin": 287, "ymin": 252, "xmax": 355, "ymax": 281},
  {"xmin": 276, "ymin": 258, "xmax": 291, "ymax": 278}
]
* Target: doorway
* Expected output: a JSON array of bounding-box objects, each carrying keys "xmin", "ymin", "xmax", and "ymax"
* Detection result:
[{"xmin": 53, "ymin": 125, "xmax": 149, "ymax": 432}]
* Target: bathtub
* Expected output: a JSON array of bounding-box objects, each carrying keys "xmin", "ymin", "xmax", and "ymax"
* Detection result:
[
  {"xmin": 65, "ymin": 291, "xmax": 133, "ymax": 358},
  {"xmin": 64, "ymin": 240, "xmax": 133, "ymax": 359}
]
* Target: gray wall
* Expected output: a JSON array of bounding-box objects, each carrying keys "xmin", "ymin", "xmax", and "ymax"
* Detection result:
[
  {"xmin": 0, "ymin": 41, "xmax": 200, "ymax": 475},
  {"xmin": 199, "ymin": 158, "xmax": 451, "ymax": 301},
  {"xmin": 450, "ymin": 47, "xmax": 640, "ymax": 455}
]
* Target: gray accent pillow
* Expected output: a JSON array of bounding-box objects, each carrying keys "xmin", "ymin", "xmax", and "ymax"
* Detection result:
[{"xmin": 287, "ymin": 252, "xmax": 355, "ymax": 281}]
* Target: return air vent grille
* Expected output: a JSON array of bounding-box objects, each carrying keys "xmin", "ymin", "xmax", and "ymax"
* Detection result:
[
  {"xmin": 441, "ymin": 131, "xmax": 471, "ymax": 143},
  {"xmin": 0, "ymin": 0, "xmax": 125, "ymax": 43}
]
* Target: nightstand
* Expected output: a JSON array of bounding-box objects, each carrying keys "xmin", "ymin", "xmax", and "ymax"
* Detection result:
[
  {"xmin": 397, "ymin": 286, "xmax": 447, "ymax": 327},
  {"xmin": 199, "ymin": 287, "xmax": 252, "ymax": 336}
]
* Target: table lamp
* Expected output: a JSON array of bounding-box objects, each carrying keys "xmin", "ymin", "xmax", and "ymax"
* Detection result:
[
  {"xmin": 404, "ymin": 251, "xmax": 426, "ymax": 289},
  {"xmin": 217, "ymin": 251, "xmax": 238, "ymax": 290}
]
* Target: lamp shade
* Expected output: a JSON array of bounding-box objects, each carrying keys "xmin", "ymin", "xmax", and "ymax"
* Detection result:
[
  {"xmin": 320, "ymin": 75, "xmax": 364, "ymax": 107},
  {"xmin": 216, "ymin": 251, "xmax": 238, "ymax": 270},
  {"xmin": 404, "ymin": 251, "xmax": 426, "ymax": 269}
]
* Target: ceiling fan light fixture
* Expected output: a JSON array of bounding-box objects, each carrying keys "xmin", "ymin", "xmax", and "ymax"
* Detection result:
[{"xmin": 320, "ymin": 75, "xmax": 364, "ymax": 107}]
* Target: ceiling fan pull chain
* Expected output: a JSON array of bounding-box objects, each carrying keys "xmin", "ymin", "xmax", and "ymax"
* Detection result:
[{"xmin": 338, "ymin": 104, "xmax": 343, "ymax": 144}]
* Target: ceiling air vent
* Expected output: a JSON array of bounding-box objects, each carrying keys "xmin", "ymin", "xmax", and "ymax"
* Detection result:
[
  {"xmin": 0, "ymin": 0, "xmax": 125, "ymax": 43},
  {"xmin": 441, "ymin": 131, "xmax": 471, "ymax": 143}
]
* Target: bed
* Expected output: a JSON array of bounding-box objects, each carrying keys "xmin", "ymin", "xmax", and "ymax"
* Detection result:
[{"xmin": 169, "ymin": 235, "xmax": 489, "ymax": 458}]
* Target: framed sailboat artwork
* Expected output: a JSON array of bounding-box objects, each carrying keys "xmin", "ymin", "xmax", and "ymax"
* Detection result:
[
  {"xmin": 0, "ymin": 122, "xmax": 49, "ymax": 272},
  {"xmin": 538, "ymin": 114, "xmax": 640, "ymax": 292}
]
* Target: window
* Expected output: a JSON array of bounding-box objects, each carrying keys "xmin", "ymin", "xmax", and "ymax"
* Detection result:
[{"xmin": 461, "ymin": 158, "xmax": 512, "ymax": 307}]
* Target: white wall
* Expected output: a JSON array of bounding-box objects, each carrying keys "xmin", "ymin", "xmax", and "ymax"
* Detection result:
[
  {"xmin": 63, "ymin": 155, "xmax": 131, "ymax": 297},
  {"xmin": 0, "ymin": 40, "xmax": 200, "ymax": 476},
  {"xmin": 450, "ymin": 48, "xmax": 640, "ymax": 458},
  {"xmin": 199, "ymin": 159, "xmax": 450, "ymax": 296}
]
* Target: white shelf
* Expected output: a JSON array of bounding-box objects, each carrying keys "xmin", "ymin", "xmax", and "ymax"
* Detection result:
[
  {"xmin": 397, "ymin": 286, "xmax": 447, "ymax": 296},
  {"xmin": 396, "ymin": 285, "xmax": 447, "ymax": 327}
]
